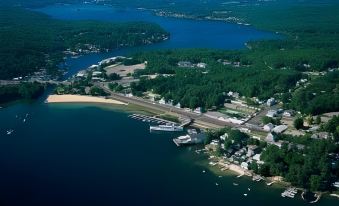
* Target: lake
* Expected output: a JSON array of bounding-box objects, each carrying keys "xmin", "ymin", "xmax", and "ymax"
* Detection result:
[
  {"xmin": 35, "ymin": 3, "xmax": 279, "ymax": 78},
  {"xmin": 0, "ymin": 3, "xmax": 337, "ymax": 206}
]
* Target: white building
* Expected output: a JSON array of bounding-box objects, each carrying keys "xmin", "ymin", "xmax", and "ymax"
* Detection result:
[
  {"xmin": 241, "ymin": 162, "xmax": 249, "ymax": 170},
  {"xmin": 263, "ymin": 123, "xmax": 274, "ymax": 132},
  {"xmin": 220, "ymin": 133, "xmax": 228, "ymax": 141},
  {"xmin": 272, "ymin": 125, "xmax": 288, "ymax": 134},
  {"xmin": 267, "ymin": 97, "xmax": 276, "ymax": 106},
  {"xmin": 266, "ymin": 110, "xmax": 277, "ymax": 118},
  {"xmin": 159, "ymin": 98, "xmax": 166, "ymax": 105},
  {"xmin": 197, "ymin": 63, "xmax": 207, "ymax": 68}
]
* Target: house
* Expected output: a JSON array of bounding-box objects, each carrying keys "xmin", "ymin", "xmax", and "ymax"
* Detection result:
[
  {"xmin": 266, "ymin": 133, "xmax": 277, "ymax": 142},
  {"xmin": 211, "ymin": 139, "xmax": 220, "ymax": 146},
  {"xmin": 263, "ymin": 123, "xmax": 275, "ymax": 132},
  {"xmin": 220, "ymin": 133, "xmax": 228, "ymax": 141},
  {"xmin": 253, "ymin": 154, "xmax": 264, "ymax": 164},
  {"xmin": 178, "ymin": 61, "xmax": 193, "ymax": 68},
  {"xmin": 267, "ymin": 97, "xmax": 276, "ymax": 106},
  {"xmin": 240, "ymin": 128, "xmax": 251, "ymax": 133},
  {"xmin": 92, "ymin": 71, "xmax": 102, "ymax": 76},
  {"xmin": 272, "ymin": 125, "xmax": 288, "ymax": 134},
  {"xmin": 197, "ymin": 62, "xmax": 207, "ymax": 68},
  {"xmin": 175, "ymin": 103, "xmax": 181, "ymax": 109},
  {"xmin": 241, "ymin": 162, "xmax": 249, "ymax": 170},
  {"xmin": 247, "ymin": 145, "xmax": 259, "ymax": 157},
  {"xmin": 227, "ymin": 91, "xmax": 240, "ymax": 99},
  {"xmin": 194, "ymin": 107, "xmax": 202, "ymax": 114},
  {"xmin": 76, "ymin": 71, "xmax": 87, "ymax": 78},
  {"xmin": 283, "ymin": 110, "xmax": 295, "ymax": 117},
  {"xmin": 266, "ymin": 110, "xmax": 277, "ymax": 118},
  {"xmin": 311, "ymin": 132, "xmax": 330, "ymax": 140},
  {"xmin": 159, "ymin": 98, "xmax": 166, "ymax": 104}
]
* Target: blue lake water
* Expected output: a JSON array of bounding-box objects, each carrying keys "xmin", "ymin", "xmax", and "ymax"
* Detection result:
[{"xmin": 36, "ymin": 3, "xmax": 279, "ymax": 77}]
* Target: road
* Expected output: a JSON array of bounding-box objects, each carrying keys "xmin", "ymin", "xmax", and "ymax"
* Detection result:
[{"xmin": 97, "ymin": 83, "xmax": 265, "ymax": 131}]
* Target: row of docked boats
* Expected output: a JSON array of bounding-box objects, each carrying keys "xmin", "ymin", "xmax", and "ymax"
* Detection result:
[{"xmin": 281, "ymin": 187, "xmax": 298, "ymax": 198}]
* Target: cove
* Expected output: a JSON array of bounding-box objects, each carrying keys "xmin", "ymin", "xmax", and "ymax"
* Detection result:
[{"xmin": 35, "ymin": 3, "xmax": 279, "ymax": 78}]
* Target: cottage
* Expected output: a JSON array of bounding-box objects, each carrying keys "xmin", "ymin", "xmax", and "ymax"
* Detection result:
[
  {"xmin": 211, "ymin": 139, "xmax": 220, "ymax": 146},
  {"xmin": 220, "ymin": 133, "xmax": 228, "ymax": 141},
  {"xmin": 266, "ymin": 110, "xmax": 278, "ymax": 118},
  {"xmin": 247, "ymin": 145, "xmax": 259, "ymax": 157},
  {"xmin": 272, "ymin": 125, "xmax": 288, "ymax": 134},
  {"xmin": 241, "ymin": 162, "xmax": 249, "ymax": 170},
  {"xmin": 159, "ymin": 98, "xmax": 166, "ymax": 105},
  {"xmin": 283, "ymin": 110, "xmax": 295, "ymax": 117},
  {"xmin": 194, "ymin": 107, "xmax": 202, "ymax": 114},
  {"xmin": 266, "ymin": 97, "xmax": 276, "ymax": 106},
  {"xmin": 266, "ymin": 133, "xmax": 277, "ymax": 142},
  {"xmin": 311, "ymin": 132, "xmax": 330, "ymax": 140},
  {"xmin": 253, "ymin": 154, "xmax": 264, "ymax": 164},
  {"xmin": 196, "ymin": 63, "xmax": 207, "ymax": 68},
  {"xmin": 263, "ymin": 123, "xmax": 275, "ymax": 132},
  {"xmin": 92, "ymin": 71, "xmax": 102, "ymax": 76},
  {"xmin": 178, "ymin": 61, "xmax": 193, "ymax": 68}
]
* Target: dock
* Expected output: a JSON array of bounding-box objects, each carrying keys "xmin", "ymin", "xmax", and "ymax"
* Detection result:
[
  {"xmin": 128, "ymin": 114, "xmax": 176, "ymax": 125},
  {"xmin": 281, "ymin": 187, "xmax": 298, "ymax": 198}
]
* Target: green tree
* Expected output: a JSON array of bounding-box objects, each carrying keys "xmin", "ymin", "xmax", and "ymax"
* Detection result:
[
  {"xmin": 310, "ymin": 175, "xmax": 321, "ymax": 192},
  {"xmin": 294, "ymin": 117, "xmax": 304, "ymax": 130},
  {"xmin": 315, "ymin": 116, "xmax": 321, "ymax": 124}
]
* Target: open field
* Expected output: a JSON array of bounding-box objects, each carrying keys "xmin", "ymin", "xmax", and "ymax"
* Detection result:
[{"xmin": 105, "ymin": 63, "xmax": 146, "ymax": 77}]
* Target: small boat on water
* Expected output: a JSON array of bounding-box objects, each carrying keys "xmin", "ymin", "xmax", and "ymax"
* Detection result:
[
  {"xmin": 215, "ymin": 183, "xmax": 219, "ymax": 186},
  {"xmin": 244, "ymin": 194, "xmax": 248, "ymax": 196},
  {"xmin": 233, "ymin": 183, "xmax": 239, "ymax": 186},
  {"xmin": 6, "ymin": 129, "xmax": 14, "ymax": 135},
  {"xmin": 248, "ymin": 188, "xmax": 251, "ymax": 191},
  {"xmin": 202, "ymin": 170, "xmax": 206, "ymax": 173},
  {"xmin": 23, "ymin": 118, "xmax": 26, "ymax": 123}
]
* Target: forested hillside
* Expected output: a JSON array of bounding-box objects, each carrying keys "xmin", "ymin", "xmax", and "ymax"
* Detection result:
[{"xmin": 0, "ymin": 8, "xmax": 168, "ymax": 79}]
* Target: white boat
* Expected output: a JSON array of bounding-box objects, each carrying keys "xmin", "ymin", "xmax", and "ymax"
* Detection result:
[
  {"xmin": 150, "ymin": 123, "xmax": 183, "ymax": 132},
  {"xmin": 6, "ymin": 129, "xmax": 14, "ymax": 135},
  {"xmin": 244, "ymin": 194, "xmax": 248, "ymax": 196}
]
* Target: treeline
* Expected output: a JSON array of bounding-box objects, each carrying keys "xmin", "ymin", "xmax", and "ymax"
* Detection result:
[
  {"xmin": 0, "ymin": 8, "xmax": 168, "ymax": 79},
  {"xmin": 0, "ymin": 82, "xmax": 45, "ymax": 104},
  {"xmin": 289, "ymin": 71, "xmax": 339, "ymax": 115},
  {"xmin": 131, "ymin": 49, "xmax": 301, "ymax": 109},
  {"xmin": 258, "ymin": 116, "xmax": 339, "ymax": 192},
  {"xmin": 260, "ymin": 139, "xmax": 338, "ymax": 192}
]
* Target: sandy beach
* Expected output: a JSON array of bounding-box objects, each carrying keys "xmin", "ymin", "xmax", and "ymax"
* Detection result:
[{"xmin": 46, "ymin": 95, "xmax": 127, "ymax": 105}]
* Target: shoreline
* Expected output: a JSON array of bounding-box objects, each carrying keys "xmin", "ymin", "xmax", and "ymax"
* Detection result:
[{"xmin": 46, "ymin": 95, "xmax": 128, "ymax": 105}]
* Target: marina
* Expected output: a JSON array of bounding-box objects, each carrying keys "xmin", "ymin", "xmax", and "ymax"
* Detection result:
[
  {"xmin": 128, "ymin": 114, "xmax": 177, "ymax": 125},
  {"xmin": 281, "ymin": 188, "xmax": 298, "ymax": 198},
  {"xmin": 173, "ymin": 129, "xmax": 206, "ymax": 146}
]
